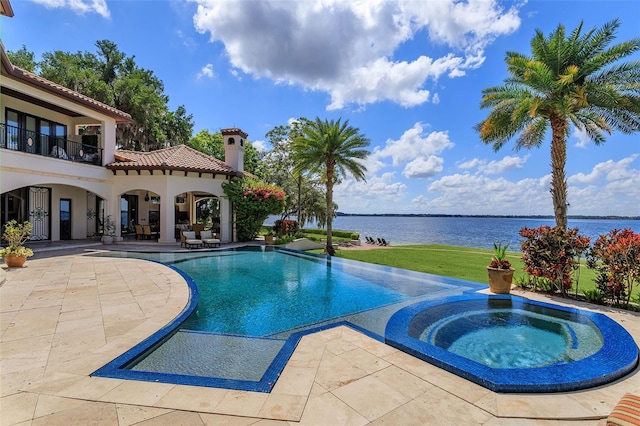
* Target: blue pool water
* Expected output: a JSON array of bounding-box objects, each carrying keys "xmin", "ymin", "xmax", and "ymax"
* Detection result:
[
  {"xmin": 177, "ymin": 250, "xmax": 409, "ymax": 336},
  {"xmin": 92, "ymin": 248, "xmax": 638, "ymax": 393},
  {"xmin": 93, "ymin": 247, "xmax": 473, "ymax": 391}
]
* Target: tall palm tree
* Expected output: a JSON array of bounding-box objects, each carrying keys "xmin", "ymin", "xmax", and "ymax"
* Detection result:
[
  {"xmin": 477, "ymin": 19, "xmax": 640, "ymax": 229},
  {"xmin": 292, "ymin": 118, "xmax": 370, "ymax": 255}
]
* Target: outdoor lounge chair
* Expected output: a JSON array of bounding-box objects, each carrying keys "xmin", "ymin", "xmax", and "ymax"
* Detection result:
[
  {"xmin": 181, "ymin": 231, "xmax": 203, "ymax": 249},
  {"xmin": 134, "ymin": 224, "xmax": 144, "ymax": 240},
  {"xmin": 607, "ymin": 393, "xmax": 640, "ymax": 425},
  {"xmin": 143, "ymin": 225, "xmax": 158, "ymax": 240},
  {"xmin": 200, "ymin": 230, "xmax": 220, "ymax": 247}
]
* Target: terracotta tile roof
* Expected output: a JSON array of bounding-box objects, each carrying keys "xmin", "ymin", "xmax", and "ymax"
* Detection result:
[
  {"xmin": 221, "ymin": 127, "xmax": 248, "ymax": 138},
  {"xmin": 1, "ymin": 43, "xmax": 132, "ymax": 123},
  {"xmin": 108, "ymin": 144, "xmax": 241, "ymax": 176}
]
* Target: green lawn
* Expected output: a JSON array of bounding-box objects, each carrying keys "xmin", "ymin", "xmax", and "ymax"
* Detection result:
[{"xmin": 325, "ymin": 244, "xmax": 615, "ymax": 297}]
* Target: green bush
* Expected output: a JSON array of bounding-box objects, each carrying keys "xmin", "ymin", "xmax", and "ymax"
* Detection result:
[
  {"xmin": 222, "ymin": 179, "xmax": 285, "ymax": 241},
  {"xmin": 301, "ymin": 228, "xmax": 356, "ymax": 239},
  {"xmin": 583, "ymin": 288, "xmax": 606, "ymax": 305}
]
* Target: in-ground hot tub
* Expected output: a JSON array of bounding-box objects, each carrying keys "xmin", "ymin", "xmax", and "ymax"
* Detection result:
[{"xmin": 385, "ymin": 294, "xmax": 638, "ymax": 392}]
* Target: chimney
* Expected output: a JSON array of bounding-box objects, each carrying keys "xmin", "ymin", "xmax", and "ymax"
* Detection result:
[{"xmin": 221, "ymin": 128, "xmax": 247, "ymax": 173}]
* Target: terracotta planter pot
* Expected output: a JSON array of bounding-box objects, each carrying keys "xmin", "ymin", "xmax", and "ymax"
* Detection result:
[
  {"xmin": 487, "ymin": 267, "xmax": 514, "ymax": 294},
  {"xmin": 264, "ymin": 235, "xmax": 274, "ymax": 245},
  {"xmin": 4, "ymin": 254, "xmax": 27, "ymax": 268}
]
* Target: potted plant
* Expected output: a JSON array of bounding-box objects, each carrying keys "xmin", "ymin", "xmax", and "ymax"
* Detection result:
[
  {"xmin": 264, "ymin": 230, "xmax": 274, "ymax": 245},
  {"xmin": 101, "ymin": 215, "xmax": 116, "ymax": 245},
  {"xmin": 487, "ymin": 242, "xmax": 514, "ymax": 294},
  {"xmin": 0, "ymin": 220, "xmax": 34, "ymax": 267}
]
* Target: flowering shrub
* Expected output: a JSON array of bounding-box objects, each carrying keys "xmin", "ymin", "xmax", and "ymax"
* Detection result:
[
  {"xmin": 273, "ymin": 219, "xmax": 299, "ymax": 237},
  {"xmin": 519, "ymin": 226, "xmax": 590, "ymax": 296},
  {"xmin": 587, "ymin": 229, "xmax": 640, "ymax": 308},
  {"xmin": 223, "ymin": 178, "xmax": 286, "ymax": 241}
]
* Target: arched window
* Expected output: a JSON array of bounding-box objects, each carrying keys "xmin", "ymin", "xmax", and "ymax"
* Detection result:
[{"xmin": 228, "ymin": 137, "xmax": 235, "ymax": 145}]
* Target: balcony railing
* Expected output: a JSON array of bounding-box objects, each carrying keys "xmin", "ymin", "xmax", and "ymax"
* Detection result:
[{"xmin": 1, "ymin": 123, "xmax": 103, "ymax": 165}]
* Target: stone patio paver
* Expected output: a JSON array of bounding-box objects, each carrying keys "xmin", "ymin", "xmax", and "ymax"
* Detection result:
[{"xmin": 1, "ymin": 247, "xmax": 639, "ymax": 425}]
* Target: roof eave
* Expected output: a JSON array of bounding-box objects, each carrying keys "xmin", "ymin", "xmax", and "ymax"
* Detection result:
[{"xmin": 106, "ymin": 165, "xmax": 236, "ymax": 175}]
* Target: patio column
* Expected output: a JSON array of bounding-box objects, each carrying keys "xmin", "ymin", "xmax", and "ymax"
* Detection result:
[
  {"xmin": 157, "ymin": 191, "xmax": 175, "ymax": 244},
  {"xmin": 220, "ymin": 197, "xmax": 232, "ymax": 243}
]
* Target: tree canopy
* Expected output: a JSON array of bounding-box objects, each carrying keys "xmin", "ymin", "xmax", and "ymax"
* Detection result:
[
  {"xmin": 292, "ymin": 117, "xmax": 370, "ymax": 255},
  {"xmin": 262, "ymin": 118, "xmax": 328, "ymax": 227},
  {"xmin": 477, "ymin": 19, "xmax": 640, "ymax": 229},
  {"xmin": 187, "ymin": 129, "xmax": 264, "ymax": 177},
  {"xmin": 8, "ymin": 40, "xmax": 194, "ymax": 151}
]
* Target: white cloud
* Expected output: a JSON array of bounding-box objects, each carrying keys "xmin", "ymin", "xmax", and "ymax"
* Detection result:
[
  {"xmin": 458, "ymin": 158, "xmax": 483, "ymax": 170},
  {"xmin": 250, "ymin": 139, "xmax": 268, "ymax": 153},
  {"xmin": 334, "ymin": 172, "xmax": 407, "ymax": 212},
  {"xmin": 373, "ymin": 122, "xmax": 454, "ymax": 167},
  {"xmin": 189, "ymin": 0, "xmax": 521, "ymax": 109},
  {"xmin": 403, "ymin": 156, "xmax": 444, "ymax": 178},
  {"xmin": 197, "ymin": 63, "xmax": 215, "ymax": 79},
  {"xmin": 572, "ymin": 127, "xmax": 591, "ymax": 148},
  {"xmin": 416, "ymin": 156, "xmax": 640, "ymax": 216},
  {"xmin": 425, "ymin": 173, "xmax": 551, "ymax": 215},
  {"xmin": 31, "ymin": 0, "xmax": 110, "ymax": 18},
  {"xmin": 569, "ymin": 155, "xmax": 640, "ymax": 186},
  {"xmin": 334, "ymin": 155, "xmax": 639, "ymax": 216},
  {"xmin": 457, "ymin": 155, "xmax": 528, "ymax": 174}
]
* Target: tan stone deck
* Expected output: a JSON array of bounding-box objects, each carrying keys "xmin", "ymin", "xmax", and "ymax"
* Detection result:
[{"xmin": 1, "ymin": 243, "xmax": 639, "ymax": 425}]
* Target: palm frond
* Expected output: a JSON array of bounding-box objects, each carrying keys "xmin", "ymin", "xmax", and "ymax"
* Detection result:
[{"xmin": 515, "ymin": 118, "xmax": 548, "ymax": 149}]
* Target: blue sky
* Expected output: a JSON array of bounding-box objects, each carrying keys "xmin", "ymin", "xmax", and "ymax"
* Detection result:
[{"xmin": 3, "ymin": 0, "xmax": 639, "ymax": 216}]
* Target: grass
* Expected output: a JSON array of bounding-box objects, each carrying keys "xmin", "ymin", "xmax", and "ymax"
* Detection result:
[{"xmin": 321, "ymin": 243, "xmax": 624, "ymax": 298}]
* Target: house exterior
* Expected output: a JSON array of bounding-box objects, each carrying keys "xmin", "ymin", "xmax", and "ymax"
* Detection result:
[{"xmin": 1, "ymin": 2, "xmax": 248, "ymax": 244}]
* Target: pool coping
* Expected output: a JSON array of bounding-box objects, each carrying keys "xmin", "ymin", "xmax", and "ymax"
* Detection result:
[{"xmin": 385, "ymin": 293, "xmax": 640, "ymax": 393}]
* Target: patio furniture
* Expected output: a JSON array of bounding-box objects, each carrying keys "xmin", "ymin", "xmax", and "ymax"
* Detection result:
[
  {"xmin": 181, "ymin": 231, "xmax": 203, "ymax": 249},
  {"xmin": 192, "ymin": 223, "xmax": 205, "ymax": 238},
  {"xmin": 143, "ymin": 225, "xmax": 158, "ymax": 240},
  {"xmin": 200, "ymin": 230, "xmax": 220, "ymax": 248},
  {"xmin": 134, "ymin": 224, "xmax": 144, "ymax": 240},
  {"xmin": 607, "ymin": 393, "xmax": 640, "ymax": 425}
]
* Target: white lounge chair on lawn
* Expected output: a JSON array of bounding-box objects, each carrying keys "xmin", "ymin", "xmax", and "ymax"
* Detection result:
[
  {"xmin": 200, "ymin": 230, "xmax": 221, "ymax": 248},
  {"xmin": 182, "ymin": 231, "xmax": 203, "ymax": 249}
]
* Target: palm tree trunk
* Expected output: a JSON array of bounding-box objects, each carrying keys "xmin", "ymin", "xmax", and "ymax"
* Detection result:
[
  {"xmin": 297, "ymin": 174, "xmax": 302, "ymax": 226},
  {"xmin": 549, "ymin": 114, "xmax": 568, "ymax": 230},
  {"xmin": 325, "ymin": 166, "xmax": 335, "ymax": 256}
]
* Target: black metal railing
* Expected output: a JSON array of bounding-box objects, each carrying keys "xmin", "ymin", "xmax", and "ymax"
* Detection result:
[{"xmin": 1, "ymin": 123, "xmax": 103, "ymax": 165}]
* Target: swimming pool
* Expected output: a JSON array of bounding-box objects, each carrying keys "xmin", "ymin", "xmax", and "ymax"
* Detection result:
[
  {"xmin": 385, "ymin": 294, "xmax": 639, "ymax": 392},
  {"xmin": 92, "ymin": 247, "xmax": 638, "ymax": 393},
  {"xmin": 92, "ymin": 247, "xmax": 476, "ymax": 391}
]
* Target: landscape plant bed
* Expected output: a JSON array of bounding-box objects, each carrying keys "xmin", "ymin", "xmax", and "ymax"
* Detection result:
[{"xmin": 331, "ymin": 244, "xmax": 640, "ymax": 302}]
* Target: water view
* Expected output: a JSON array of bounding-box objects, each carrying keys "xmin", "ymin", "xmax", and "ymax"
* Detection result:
[{"xmin": 267, "ymin": 216, "xmax": 639, "ymax": 249}]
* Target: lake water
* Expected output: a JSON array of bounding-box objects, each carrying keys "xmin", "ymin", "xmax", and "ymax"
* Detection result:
[{"xmin": 266, "ymin": 216, "xmax": 639, "ymax": 250}]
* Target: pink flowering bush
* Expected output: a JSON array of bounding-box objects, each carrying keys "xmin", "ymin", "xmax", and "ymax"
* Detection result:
[
  {"xmin": 273, "ymin": 219, "xmax": 299, "ymax": 237},
  {"xmin": 223, "ymin": 178, "xmax": 285, "ymax": 241}
]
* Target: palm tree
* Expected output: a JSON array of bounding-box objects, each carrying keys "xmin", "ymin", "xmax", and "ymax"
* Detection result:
[
  {"xmin": 477, "ymin": 19, "xmax": 640, "ymax": 229},
  {"xmin": 292, "ymin": 118, "xmax": 370, "ymax": 255}
]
